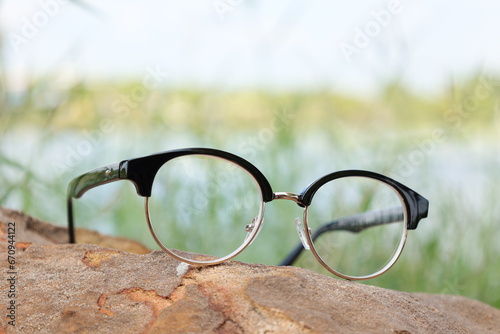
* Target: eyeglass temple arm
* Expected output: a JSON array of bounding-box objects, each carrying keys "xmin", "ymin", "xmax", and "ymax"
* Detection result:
[
  {"xmin": 279, "ymin": 206, "xmax": 404, "ymax": 267},
  {"xmin": 67, "ymin": 163, "xmax": 122, "ymax": 243}
]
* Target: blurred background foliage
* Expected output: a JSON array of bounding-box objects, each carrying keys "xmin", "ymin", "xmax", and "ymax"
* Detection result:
[{"xmin": 1, "ymin": 1, "xmax": 500, "ymax": 310}]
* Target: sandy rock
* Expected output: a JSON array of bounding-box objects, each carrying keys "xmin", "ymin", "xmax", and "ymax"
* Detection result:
[
  {"xmin": 0, "ymin": 207, "xmax": 150, "ymax": 254},
  {"xmin": 0, "ymin": 207, "xmax": 499, "ymax": 334}
]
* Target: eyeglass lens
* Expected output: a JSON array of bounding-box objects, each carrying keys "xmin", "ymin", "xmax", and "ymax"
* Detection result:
[
  {"xmin": 305, "ymin": 176, "xmax": 407, "ymax": 278},
  {"xmin": 147, "ymin": 155, "xmax": 264, "ymax": 261}
]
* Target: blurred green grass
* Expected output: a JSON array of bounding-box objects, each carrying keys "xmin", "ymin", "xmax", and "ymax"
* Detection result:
[{"xmin": 1, "ymin": 74, "xmax": 500, "ymax": 309}]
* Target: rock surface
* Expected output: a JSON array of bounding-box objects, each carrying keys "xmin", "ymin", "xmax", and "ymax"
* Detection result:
[{"xmin": 1, "ymin": 207, "xmax": 499, "ymax": 334}]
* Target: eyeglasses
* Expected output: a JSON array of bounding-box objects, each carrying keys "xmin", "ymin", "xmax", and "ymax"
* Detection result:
[{"xmin": 67, "ymin": 148, "xmax": 429, "ymax": 280}]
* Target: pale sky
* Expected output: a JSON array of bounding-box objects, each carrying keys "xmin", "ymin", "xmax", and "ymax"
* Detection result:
[{"xmin": 1, "ymin": 0, "xmax": 500, "ymax": 96}]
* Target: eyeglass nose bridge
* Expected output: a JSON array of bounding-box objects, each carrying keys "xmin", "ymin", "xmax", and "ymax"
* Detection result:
[
  {"xmin": 273, "ymin": 192, "xmax": 311, "ymax": 250},
  {"xmin": 273, "ymin": 192, "xmax": 305, "ymax": 207}
]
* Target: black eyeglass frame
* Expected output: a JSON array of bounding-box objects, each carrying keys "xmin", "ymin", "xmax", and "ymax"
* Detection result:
[{"xmin": 67, "ymin": 147, "xmax": 429, "ymax": 280}]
